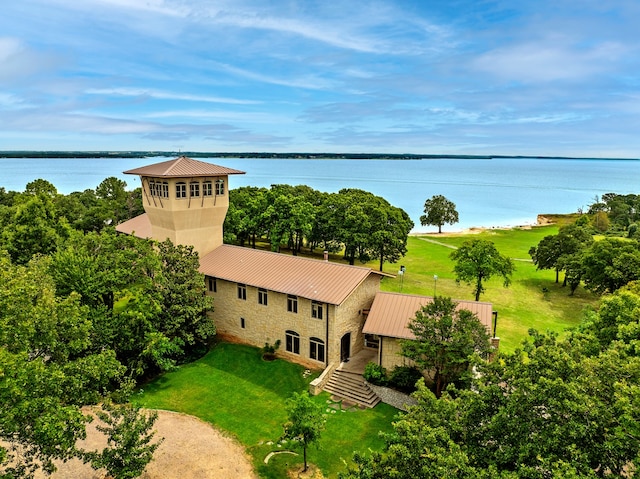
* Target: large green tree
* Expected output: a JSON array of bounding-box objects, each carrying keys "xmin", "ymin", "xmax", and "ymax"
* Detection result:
[
  {"xmin": 0, "ymin": 253, "xmax": 125, "ymax": 478},
  {"xmin": 1, "ymin": 194, "xmax": 70, "ymax": 264},
  {"xmin": 401, "ymin": 296, "xmax": 491, "ymax": 398},
  {"xmin": 225, "ymin": 186, "xmax": 268, "ymax": 247},
  {"xmin": 370, "ymin": 204, "xmax": 414, "ymax": 271},
  {"xmin": 450, "ymin": 239, "xmax": 514, "ymax": 301},
  {"xmin": 529, "ymin": 224, "xmax": 593, "ymax": 284},
  {"xmin": 49, "ymin": 231, "xmax": 214, "ymax": 380},
  {"xmin": 152, "ymin": 240, "xmax": 215, "ymax": 360},
  {"xmin": 580, "ymin": 237, "xmax": 640, "ymax": 294},
  {"xmin": 420, "ymin": 195, "xmax": 459, "ymax": 233}
]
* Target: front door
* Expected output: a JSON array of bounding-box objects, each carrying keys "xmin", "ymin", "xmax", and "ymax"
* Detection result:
[{"xmin": 340, "ymin": 332, "xmax": 351, "ymax": 362}]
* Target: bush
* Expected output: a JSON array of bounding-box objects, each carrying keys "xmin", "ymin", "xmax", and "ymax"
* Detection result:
[
  {"xmin": 388, "ymin": 366, "xmax": 423, "ymax": 394},
  {"xmin": 262, "ymin": 339, "xmax": 281, "ymax": 360},
  {"xmin": 363, "ymin": 362, "xmax": 387, "ymax": 386}
]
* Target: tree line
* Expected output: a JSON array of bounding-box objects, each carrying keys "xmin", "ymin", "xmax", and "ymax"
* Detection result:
[
  {"xmin": 225, "ymin": 185, "xmax": 413, "ymax": 270},
  {"xmin": 529, "ymin": 219, "xmax": 640, "ymax": 295}
]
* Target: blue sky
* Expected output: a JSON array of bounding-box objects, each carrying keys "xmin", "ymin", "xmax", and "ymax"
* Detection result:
[{"xmin": 1, "ymin": 0, "xmax": 639, "ymax": 157}]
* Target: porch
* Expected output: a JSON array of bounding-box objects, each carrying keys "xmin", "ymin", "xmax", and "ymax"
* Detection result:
[{"xmin": 337, "ymin": 347, "xmax": 377, "ymax": 374}]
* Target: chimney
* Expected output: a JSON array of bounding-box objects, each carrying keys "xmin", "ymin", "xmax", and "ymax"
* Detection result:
[{"xmin": 323, "ymin": 251, "xmax": 328, "ymax": 261}]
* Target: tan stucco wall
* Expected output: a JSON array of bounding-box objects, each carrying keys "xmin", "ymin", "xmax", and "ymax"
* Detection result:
[
  {"xmin": 140, "ymin": 176, "xmax": 228, "ymax": 256},
  {"xmin": 207, "ymin": 273, "xmax": 381, "ymax": 368}
]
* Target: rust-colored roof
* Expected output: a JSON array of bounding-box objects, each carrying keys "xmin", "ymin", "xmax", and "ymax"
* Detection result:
[
  {"xmin": 363, "ymin": 291, "xmax": 493, "ymax": 339},
  {"xmin": 200, "ymin": 245, "xmax": 381, "ymax": 305},
  {"xmin": 123, "ymin": 156, "xmax": 245, "ymax": 178},
  {"xmin": 115, "ymin": 213, "xmax": 152, "ymax": 239}
]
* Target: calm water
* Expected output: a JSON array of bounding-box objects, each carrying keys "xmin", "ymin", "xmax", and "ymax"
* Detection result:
[{"xmin": 1, "ymin": 157, "xmax": 639, "ymax": 232}]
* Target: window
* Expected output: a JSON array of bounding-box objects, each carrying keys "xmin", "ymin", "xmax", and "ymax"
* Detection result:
[
  {"xmin": 215, "ymin": 179, "xmax": 225, "ymax": 196},
  {"xmin": 258, "ymin": 288, "xmax": 268, "ymax": 306},
  {"xmin": 207, "ymin": 277, "xmax": 217, "ymax": 293},
  {"xmin": 190, "ymin": 181, "xmax": 200, "ymax": 197},
  {"xmin": 310, "ymin": 337, "xmax": 325, "ymax": 362},
  {"xmin": 149, "ymin": 181, "xmax": 156, "ymax": 196},
  {"xmin": 364, "ymin": 334, "xmax": 380, "ymax": 349},
  {"xmin": 161, "ymin": 182, "xmax": 169, "ymax": 198},
  {"xmin": 311, "ymin": 301, "xmax": 324, "ymax": 320},
  {"xmin": 176, "ymin": 182, "xmax": 187, "ymax": 199},
  {"xmin": 287, "ymin": 295, "xmax": 298, "ymax": 313},
  {"xmin": 286, "ymin": 330, "xmax": 300, "ymax": 354},
  {"xmin": 237, "ymin": 283, "xmax": 246, "ymax": 300},
  {"xmin": 203, "ymin": 181, "xmax": 213, "ymax": 197},
  {"xmin": 240, "ymin": 317, "xmax": 246, "ymax": 329}
]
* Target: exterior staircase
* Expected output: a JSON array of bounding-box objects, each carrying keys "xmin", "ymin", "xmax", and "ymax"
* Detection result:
[{"xmin": 323, "ymin": 369, "xmax": 380, "ymax": 408}]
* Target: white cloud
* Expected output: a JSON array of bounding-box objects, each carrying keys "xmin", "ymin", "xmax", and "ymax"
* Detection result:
[
  {"xmin": 473, "ymin": 33, "xmax": 630, "ymax": 83},
  {"xmin": 85, "ymin": 88, "xmax": 261, "ymax": 105}
]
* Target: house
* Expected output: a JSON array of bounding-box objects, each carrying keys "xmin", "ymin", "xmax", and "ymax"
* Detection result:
[
  {"xmin": 116, "ymin": 156, "xmax": 389, "ymax": 369},
  {"xmin": 199, "ymin": 245, "xmax": 387, "ymax": 368},
  {"xmin": 362, "ymin": 291, "xmax": 497, "ymax": 371}
]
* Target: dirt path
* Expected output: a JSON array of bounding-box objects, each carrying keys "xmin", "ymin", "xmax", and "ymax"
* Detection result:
[{"xmin": 32, "ymin": 409, "xmax": 258, "ymax": 479}]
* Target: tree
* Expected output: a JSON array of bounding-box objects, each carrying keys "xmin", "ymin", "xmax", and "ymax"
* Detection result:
[
  {"xmin": 333, "ymin": 189, "xmax": 411, "ymax": 267},
  {"xmin": 281, "ymin": 392, "xmax": 325, "ymax": 472},
  {"xmin": 370, "ymin": 204, "xmax": 414, "ymax": 271},
  {"xmin": 50, "ymin": 232, "xmax": 215, "ymax": 379},
  {"xmin": 450, "ymin": 239, "xmax": 514, "ymax": 301},
  {"xmin": 1, "ymin": 194, "xmax": 70, "ymax": 264},
  {"xmin": 580, "ymin": 237, "xmax": 640, "ymax": 294},
  {"xmin": 0, "ymin": 253, "xmax": 125, "ymax": 478},
  {"xmin": 401, "ymin": 296, "xmax": 491, "ymax": 398},
  {"xmin": 263, "ymin": 187, "xmax": 315, "ymax": 254},
  {"xmin": 225, "ymin": 186, "xmax": 268, "ymax": 247},
  {"xmin": 420, "ymin": 195, "xmax": 459, "ymax": 233},
  {"xmin": 152, "ymin": 239, "xmax": 215, "ymax": 359},
  {"xmin": 529, "ymin": 224, "xmax": 593, "ymax": 284},
  {"xmin": 87, "ymin": 402, "xmax": 162, "ymax": 479}
]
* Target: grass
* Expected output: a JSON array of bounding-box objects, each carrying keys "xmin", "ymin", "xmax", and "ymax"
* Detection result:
[
  {"xmin": 134, "ymin": 342, "xmax": 398, "ymax": 478},
  {"xmin": 374, "ymin": 226, "xmax": 600, "ymax": 352}
]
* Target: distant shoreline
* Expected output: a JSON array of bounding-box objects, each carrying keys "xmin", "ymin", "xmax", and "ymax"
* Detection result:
[
  {"xmin": 0, "ymin": 151, "xmax": 637, "ymax": 161},
  {"xmin": 413, "ymin": 213, "xmax": 578, "ymax": 236}
]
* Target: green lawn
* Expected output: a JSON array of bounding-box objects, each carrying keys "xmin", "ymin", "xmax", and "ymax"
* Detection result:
[
  {"xmin": 134, "ymin": 342, "xmax": 398, "ymax": 478},
  {"xmin": 375, "ymin": 226, "xmax": 600, "ymax": 352}
]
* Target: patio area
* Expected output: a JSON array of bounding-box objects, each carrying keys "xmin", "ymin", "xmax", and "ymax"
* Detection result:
[{"xmin": 337, "ymin": 347, "xmax": 377, "ymax": 374}]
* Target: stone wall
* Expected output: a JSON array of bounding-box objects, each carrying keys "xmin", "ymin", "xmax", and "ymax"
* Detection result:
[
  {"xmin": 328, "ymin": 274, "xmax": 381, "ymax": 364},
  {"xmin": 206, "ymin": 273, "xmax": 382, "ymax": 368},
  {"xmin": 379, "ymin": 336, "xmax": 417, "ymax": 371}
]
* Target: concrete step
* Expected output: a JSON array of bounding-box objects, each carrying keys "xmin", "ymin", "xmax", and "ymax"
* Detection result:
[{"xmin": 323, "ymin": 370, "xmax": 380, "ymax": 408}]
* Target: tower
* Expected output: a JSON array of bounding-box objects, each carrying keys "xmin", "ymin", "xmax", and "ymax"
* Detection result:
[{"xmin": 121, "ymin": 156, "xmax": 245, "ymax": 256}]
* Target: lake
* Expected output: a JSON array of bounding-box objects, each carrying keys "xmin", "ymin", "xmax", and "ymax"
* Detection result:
[{"xmin": 1, "ymin": 156, "xmax": 639, "ymax": 232}]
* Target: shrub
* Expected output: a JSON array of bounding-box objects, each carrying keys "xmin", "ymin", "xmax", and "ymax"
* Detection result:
[
  {"xmin": 388, "ymin": 366, "xmax": 423, "ymax": 393},
  {"xmin": 262, "ymin": 339, "xmax": 281, "ymax": 360},
  {"xmin": 363, "ymin": 362, "xmax": 387, "ymax": 386}
]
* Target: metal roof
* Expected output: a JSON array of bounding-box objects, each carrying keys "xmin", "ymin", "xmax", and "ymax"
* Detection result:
[
  {"xmin": 123, "ymin": 156, "xmax": 245, "ymax": 178},
  {"xmin": 115, "ymin": 213, "xmax": 152, "ymax": 239},
  {"xmin": 363, "ymin": 291, "xmax": 493, "ymax": 339},
  {"xmin": 199, "ymin": 244, "xmax": 382, "ymax": 305}
]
